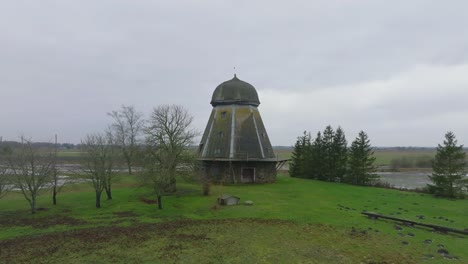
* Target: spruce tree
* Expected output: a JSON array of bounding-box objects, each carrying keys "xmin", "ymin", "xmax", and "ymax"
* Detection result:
[
  {"xmin": 428, "ymin": 131, "xmax": 467, "ymax": 198},
  {"xmin": 321, "ymin": 125, "xmax": 335, "ymax": 181},
  {"xmin": 332, "ymin": 127, "xmax": 348, "ymax": 182},
  {"xmin": 290, "ymin": 131, "xmax": 311, "ymax": 178},
  {"xmin": 346, "ymin": 131, "xmax": 378, "ymax": 185},
  {"xmin": 319, "ymin": 125, "xmax": 348, "ymax": 182},
  {"xmin": 310, "ymin": 131, "xmax": 324, "ymax": 180}
]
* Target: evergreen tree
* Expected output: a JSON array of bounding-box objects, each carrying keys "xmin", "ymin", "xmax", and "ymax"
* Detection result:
[
  {"xmin": 345, "ymin": 131, "xmax": 378, "ymax": 185},
  {"xmin": 428, "ymin": 131, "xmax": 467, "ymax": 198},
  {"xmin": 321, "ymin": 125, "xmax": 335, "ymax": 181},
  {"xmin": 290, "ymin": 131, "xmax": 311, "ymax": 178},
  {"xmin": 310, "ymin": 131, "xmax": 324, "ymax": 180},
  {"xmin": 319, "ymin": 125, "xmax": 348, "ymax": 182},
  {"xmin": 332, "ymin": 127, "xmax": 348, "ymax": 182}
]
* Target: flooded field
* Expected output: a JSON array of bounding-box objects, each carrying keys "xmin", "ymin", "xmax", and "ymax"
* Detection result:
[{"xmin": 378, "ymin": 172, "xmax": 431, "ymax": 189}]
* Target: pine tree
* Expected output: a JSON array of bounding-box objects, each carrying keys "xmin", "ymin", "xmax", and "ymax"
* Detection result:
[
  {"xmin": 319, "ymin": 125, "xmax": 348, "ymax": 182},
  {"xmin": 345, "ymin": 131, "xmax": 378, "ymax": 185},
  {"xmin": 321, "ymin": 125, "xmax": 335, "ymax": 181},
  {"xmin": 428, "ymin": 131, "xmax": 467, "ymax": 198},
  {"xmin": 310, "ymin": 131, "xmax": 324, "ymax": 180},
  {"xmin": 332, "ymin": 127, "xmax": 348, "ymax": 182},
  {"xmin": 290, "ymin": 131, "xmax": 311, "ymax": 178}
]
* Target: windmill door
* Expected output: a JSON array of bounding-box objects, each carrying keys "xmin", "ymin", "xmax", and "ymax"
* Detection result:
[{"xmin": 241, "ymin": 167, "xmax": 255, "ymax": 183}]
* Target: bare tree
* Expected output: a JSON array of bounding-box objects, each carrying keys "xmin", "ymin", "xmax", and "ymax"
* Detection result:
[
  {"xmin": 140, "ymin": 148, "xmax": 171, "ymax": 209},
  {"xmin": 108, "ymin": 105, "xmax": 144, "ymax": 175},
  {"xmin": 0, "ymin": 164, "xmax": 10, "ymax": 199},
  {"xmin": 51, "ymin": 134, "xmax": 67, "ymax": 205},
  {"xmin": 145, "ymin": 105, "xmax": 198, "ymax": 192},
  {"xmin": 80, "ymin": 133, "xmax": 115, "ymax": 208},
  {"xmin": 8, "ymin": 138, "xmax": 54, "ymax": 213},
  {"xmin": 103, "ymin": 130, "xmax": 118, "ymax": 200}
]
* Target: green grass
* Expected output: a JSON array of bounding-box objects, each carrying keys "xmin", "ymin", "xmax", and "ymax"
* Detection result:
[
  {"xmin": 373, "ymin": 149, "xmax": 436, "ymax": 166},
  {"xmin": 1, "ymin": 175, "xmax": 467, "ymax": 263}
]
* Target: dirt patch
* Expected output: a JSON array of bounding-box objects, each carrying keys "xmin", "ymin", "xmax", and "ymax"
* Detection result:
[
  {"xmin": 0, "ymin": 219, "xmax": 421, "ymax": 264},
  {"xmin": 140, "ymin": 197, "xmax": 157, "ymax": 204},
  {"xmin": 0, "ymin": 214, "xmax": 87, "ymax": 229},
  {"xmin": 0, "ymin": 220, "xmax": 199, "ymax": 262},
  {"xmin": 113, "ymin": 211, "xmax": 137, "ymax": 218}
]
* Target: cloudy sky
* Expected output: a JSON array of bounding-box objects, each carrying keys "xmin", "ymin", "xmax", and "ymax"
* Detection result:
[{"xmin": 1, "ymin": 0, "xmax": 468, "ymax": 146}]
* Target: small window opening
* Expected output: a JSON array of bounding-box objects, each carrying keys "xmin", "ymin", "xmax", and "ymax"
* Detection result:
[{"xmin": 221, "ymin": 111, "xmax": 227, "ymax": 118}]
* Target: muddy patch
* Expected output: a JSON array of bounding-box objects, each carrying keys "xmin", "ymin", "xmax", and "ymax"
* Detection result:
[
  {"xmin": 113, "ymin": 211, "xmax": 137, "ymax": 218},
  {"xmin": 0, "ymin": 214, "xmax": 87, "ymax": 229},
  {"xmin": 140, "ymin": 197, "xmax": 157, "ymax": 204}
]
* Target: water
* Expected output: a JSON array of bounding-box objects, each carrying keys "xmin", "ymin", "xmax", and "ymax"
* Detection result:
[
  {"xmin": 6, "ymin": 175, "xmax": 87, "ymax": 191},
  {"xmin": 378, "ymin": 172, "xmax": 431, "ymax": 189}
]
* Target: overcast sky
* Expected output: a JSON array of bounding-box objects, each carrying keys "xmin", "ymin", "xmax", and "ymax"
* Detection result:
[{"xmin": 1, "ymin": 0, "xmax": 468, "ymax": 147}]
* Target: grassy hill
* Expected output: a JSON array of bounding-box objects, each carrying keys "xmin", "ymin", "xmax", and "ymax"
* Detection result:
[{"xmin": 0, "ymin": 175, "xmax": 467, "ymax": 263}]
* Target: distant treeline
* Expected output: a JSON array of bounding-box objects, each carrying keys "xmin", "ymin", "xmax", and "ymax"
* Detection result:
[{"xmin": 0, "ymin": 141, "xmax": 77, "ymax": 150}]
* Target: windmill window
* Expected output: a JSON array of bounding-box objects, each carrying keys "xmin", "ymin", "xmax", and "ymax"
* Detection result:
[
  {"xmin": 221, "ymin": 111, "xmax": 227, "ymax": 118},
  {"xmin": 218, "ymin": 131, "xmax": 224, "ymax": 138},
  {"xmin": 262, "ymin": 133, "xmax": 266, "ymax": 138}
]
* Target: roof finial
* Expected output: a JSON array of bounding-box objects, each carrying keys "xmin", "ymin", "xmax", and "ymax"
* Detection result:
[{"xmin": 233, "ymin": 66, "xmax": 237, "ymax": 78}]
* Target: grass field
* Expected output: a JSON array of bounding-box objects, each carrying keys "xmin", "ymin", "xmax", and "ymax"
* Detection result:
[{"xmin": 1, "ymin": 174, "xmax": 467, "ymax": 263}]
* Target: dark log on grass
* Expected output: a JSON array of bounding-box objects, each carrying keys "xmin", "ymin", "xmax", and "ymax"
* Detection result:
[{"xmin": 362, "ymin": 211, "xmax": 468, "ymax": 236}]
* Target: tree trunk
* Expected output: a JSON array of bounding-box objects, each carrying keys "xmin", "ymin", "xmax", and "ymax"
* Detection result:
[
  {"xmin": 105, "ymin": 186, "xmax": 112, "ymax": 200},
  {"xmin": 128, "ymin": 164, "xmax": 132, "ymax": 175},
  {"xmin": 96, "ymin": 191, "xmax": 102, "ymax": 208},
  {"xmin": 202, "ymin": 180, "xmax": 211, "ymax": 196},
  {"xmin": 52, "ymin": 183, "xmax": 58, "ymax": 205},
  {"xmin": 157, "ymin": 194, "xmax": 162, "ymax": 209},
  {"xmin": 164, "ymin": 176, "xmax": 177, "ymax": 193},
  {"xmin": 31, "ymin": 196, "xmax": 37, "ymax": 214},
  {"xmin": 53, "ymin": 191, "xmax": 57, "ymax": 205}
]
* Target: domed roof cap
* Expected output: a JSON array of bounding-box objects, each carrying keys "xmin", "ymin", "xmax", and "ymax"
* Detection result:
[{"xmin": 211, "ymin": 75, "xmax": 260, "ymax": 106}]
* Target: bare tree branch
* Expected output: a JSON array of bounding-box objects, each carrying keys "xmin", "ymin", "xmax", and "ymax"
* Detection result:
[
  {"xmin": 80, "ymin": 132, "xmax": 116, "ymax": 208},
  {"xmin": 50, "ymin": 134, "xmax": 68, "ymax": 205},
  {"xmin": 108, "ymin": 105, "xmax": 144, "ymax": 175},
  {"xmin": 144, "ymin": 105, "xmax": 198, "ymax": 193},
  {"xmin": 8, "ymin": 137, "xmax": 54, "ymax": 213}
]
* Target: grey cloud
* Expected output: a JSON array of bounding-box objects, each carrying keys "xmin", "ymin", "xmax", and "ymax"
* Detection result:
[{"xmin": 1, "ymin": 0, "xmax": 468, "ymax": 146}]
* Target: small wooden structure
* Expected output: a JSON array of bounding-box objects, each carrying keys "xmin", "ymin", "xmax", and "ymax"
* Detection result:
[
  {"xmin": 362, "ymin": 212, "xmax": 468, "ymax": 236},
  {"xmin": 217, "ymin": 194, "xmax": 240, "ymax": 206}
]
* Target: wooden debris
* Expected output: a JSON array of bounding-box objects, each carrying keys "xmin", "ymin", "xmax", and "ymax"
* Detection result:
[{"xmin": 362, "ymin": 212, "xmax": 468, "ymax": 236}]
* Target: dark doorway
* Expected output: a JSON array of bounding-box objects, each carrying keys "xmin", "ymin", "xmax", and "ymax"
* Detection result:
[{"xmin": 241, "ymin": 167, "xmax": 255, "ymax": 183}]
